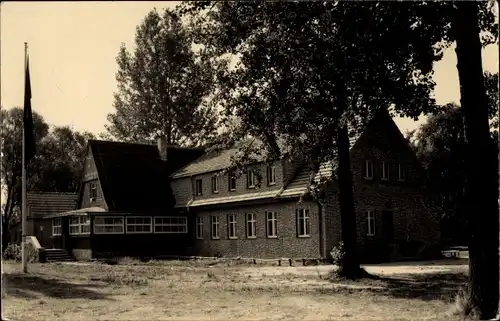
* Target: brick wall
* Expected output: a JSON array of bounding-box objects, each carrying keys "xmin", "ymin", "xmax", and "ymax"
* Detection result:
[
  {"xmin": 171, "ymin": 160, "xmax": 284, "ymax": 207},
  {"xmin": 323, "ymin": 114, "xmax": 441, "ymax": 259},
  {"xmin": 192, "ymin": 200, "xmax": 321, "ymax": 259}
]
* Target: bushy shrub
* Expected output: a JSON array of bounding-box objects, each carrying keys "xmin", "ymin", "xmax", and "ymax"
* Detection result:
[
  {"xmin": 330, "ymin": 241, "xmax": 345, "ymax": 266},
  {"xmin": 3, "ymin": 243, "xmax": 39, "ymax": 263}
]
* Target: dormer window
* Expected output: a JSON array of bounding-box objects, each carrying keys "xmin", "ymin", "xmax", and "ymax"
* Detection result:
[
  {"xmin": 398, "ymin": 162, "xmax": 406, "ymax": 181},
  {"xmin": 381, "ymin": 161, "xmax": 390, "ymax": 181},
  {"xmin": 211, "ymin": 175, "xmax": 219, "ymax": 193},
  {"xmin": 364, "ymin": 160, "xmax": 373, "ymax": 180},
  {"xmin": 229, "ymin": 171, "xmax": 236, "ymax": 191},
  {"xmin": 247, "ymin": 169, "xmax": 255, "ymax": 189},
  {"xmin": 195, "ymin": 178, "xmax": 203, "ymax": 196},
  {"xmin": 267, "ymin": 166, "xmax": 276, "ymax": 185},
  {"xmin": 89, "ymin": 183, "xmax": 97, "ymax": 201}
]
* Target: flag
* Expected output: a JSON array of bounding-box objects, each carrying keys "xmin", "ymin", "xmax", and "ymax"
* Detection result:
[{"xmin": 23, "ymin": 56, "xmax": 36, "ymax": 165}]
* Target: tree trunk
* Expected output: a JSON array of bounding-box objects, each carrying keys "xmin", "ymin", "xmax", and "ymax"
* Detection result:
[
  {"xmin": 452, "ymin": 2, "xmax": 499, "ymax": 319},
  {"xmin": 336, "ymin": 124, "xmax": 362, "ymax": 279}
]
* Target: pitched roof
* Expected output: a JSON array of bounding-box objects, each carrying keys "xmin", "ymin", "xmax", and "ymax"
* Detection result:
[
  {"xmin": 88, "ymin": 140, "xmax": 204, "ymax": 213},
  {"xmin": 27, "ymin": 192, "xmax": 78, "ymax": 218}
]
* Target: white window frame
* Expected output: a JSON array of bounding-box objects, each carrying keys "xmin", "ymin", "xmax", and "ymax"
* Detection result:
[
  {"xmin": 69, "ymin": 216, "xmax": 90, "ymax": 235},
  {"xmin": 266, "ymin": 211, "xmax": 278, "ymax": 238},
  {"xmin": 211, "ymin": 175, "xmax": 219, "ymax": 193},
  {"xmin": 364, "ymin": 160, "xmax": 374, "ymax": 180},
  {"xmin": 52, "ymin": 218, "xmax": 62, "ymax": 236},
  {"xmin": 154, "ymin": 216, "xmax": 188, "ymax": 234},
  {"xmin": 398, "ymin": 162, "xmax": 406, "ymax": 181},
  {"xmin": 247, "ymin": 169, "xmax": 255, "ymax": 188},
  {"xmin": 196, "ymin": 216, "xmax": 204, "ymax": 239},
  {"xmin": 297, "ymin": 209, "xmax": 311, "ymax": 237},
  {"xmin": 367, "ymin": 210, "xmax": 376, "ymax": 236},
  {"xmin": 246, "ymin": 213, "xmax": 256, "ymax": 239},
  {"xmin": 267, "ymin": 166, "xmax": 276, "ymax": 185},
  {"xmin": 195, "ymin": 178, "xmax": 203, "ymax": 196},
  {"xmin": 94, "ymin": 216, "xmax": 124, "ymax": 234},
  {"xmin": 89, "ymin": 182, "xmax": 97, "ymax": 201},
  {"xmin": 126, "ymin": 216, "xmax": 152, "ymax": 234},
  {"xmin": 381, "ymin": 161, "xmax": 389, "ymax": 181},
  {"xmin": 211, "ymin": 215, "xmax": 220, "ymax": 239},
  {"xmin": 228, "ymin": 214, "xmax": 237, "ymax": 239},
  {"xmin": 228, "ymin": 171, "xmax": 236, "ymax": 191}
]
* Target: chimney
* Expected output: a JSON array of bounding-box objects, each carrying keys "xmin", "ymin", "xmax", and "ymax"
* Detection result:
[{"xmin": 157, "ymin": 136, "xmax": 168, "ymax": 162}]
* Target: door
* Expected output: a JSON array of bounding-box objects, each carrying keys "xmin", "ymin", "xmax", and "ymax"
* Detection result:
[{"xmin": 381, "ymin": 210, "xmax": 394, "ymax": 243}]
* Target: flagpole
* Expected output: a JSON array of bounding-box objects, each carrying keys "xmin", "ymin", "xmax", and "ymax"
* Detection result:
[{"xmin": 21, "ymin": 42, "xmax": 28, "ymax": 273}]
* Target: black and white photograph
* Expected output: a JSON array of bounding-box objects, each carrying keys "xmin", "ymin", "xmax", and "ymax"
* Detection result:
[{"xmin": 1, "ymin": 1, "xmax": 499, "ymax": 320}]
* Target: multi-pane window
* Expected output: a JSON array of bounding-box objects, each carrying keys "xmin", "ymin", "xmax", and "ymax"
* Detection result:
[
  {"xmin": 228, "ymin": 214, "xmax": 237, "ymax": 239},
  {"xmin": 211, "ymin": 175, "xmax": 219, "ymax": 193},
  {"xmin": 246, "ymin": 213, "xmax": 256, "ymax": 238},
  {"xmin": 247, "ymin": 169, "xmax": 255, "ymax": 188},
  {"xmin": 381, "ymin": 161, "xmax": 390, "ymax": 180},
  {"xmin": 398, "ymin": 162, "xmax": 406, "ymax": 181},
  {"xmin": 196, "ymin": 216, "xmax": 204, "ymax": 239},
  {"xmin": 211, "ymin": 216, "xmax": 220, "ymax": 239},
  {"xmin": 266, "ymin": 211, "xmax": 278, "ymax": 238},
  {"xmin": 69, "ymin": 216, "xmax": 90, "ymax": 235},
  {"xmin": 52, "ymin": 218, "xmax": 62, "ymax": 236},
  {"xmin": 94, "ymin": 216, "xmax": 124, "ymax": 234},
  {"xmin": 195, "ymin": 179, "xmax": 203, "ymax": 196},
  {"xmin": 126, "ymin": 216, "xmax": 152, "ymax": 233},
  {"xmin": 154, "ymin": 217, "xmax": 188, "ymax": 233},
  {"xmin": 364, "ymin": 160, "xmax": 374, "ymax": 179},
  {"xmin": 367, "ymin": 210, "xmax": 376, "ymax": 236},
  {"xmin": 267, "ymin": 166, "xmax": 276, "ymax": 185},
  {"xmin": 297, "ymin": 209, "xmax": 311, "ymax": 237},
  {"xmin": 90, "ymin": 182, "xmax": 97, "ymax": 200}
]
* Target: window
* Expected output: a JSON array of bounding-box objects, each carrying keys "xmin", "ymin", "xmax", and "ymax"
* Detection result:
[
  {"xmin": 364, "ymin": 160, "xmax": 374, "ymax": 180},
  {"xmin": 52, "ymin": 218, "xmax": 62, "ymax": 236},
  {"xmin": 381, "ymin": 161, "xmax": 390, "ymax": 181},
  {"xmin": 90, "ymin": 182, "xmax": 97, "ymax": 200},
  {"xmin": 195, "ymin": 179, "xmax": 203, "ymax": 196},
  {"xmin": 246, "ymin": 213, "xmax": 256, "ymax": 238},
  {"xmin": 367, "ymin": 210, "xmax": 376, "ymax": 236},
  {"xmin": 211, "ymin": 216, "xmax": 220, "ymax": 239},
  {"xmin": 69, "ymin": 216, "xmax": 90, "ymax": 235},
  {"xmin": 228, "ymin": 171, "xmax": 236, "ymax": 191},
  {"xmin": 126, "ymin": 216, "xmax": 152, "ymax": 233},
  {"xmin": 196, "ymin": 216, "xmax": 204, "ymax": 239},
  {"xmin": 154, "ymin": 216, "xmax": 188, "ymax": 233},
  {"xmin": 297, "ymin": 209, "xmax": 310, "ymax": 237},
  {"xmin": 211, "ymin": 175, "xmax": 219, "ymax": 193},
  {"xmin": 94, "ymin": 216, "xmax": 124, "ymax": 234},
  {"xmin": 398, "ymin": 162, "xmax": 406, "ymax": 181},
  {"xmin": 266, "ymin": 211, "xmax": 278, "ymax": 238},
  {"xmin": 267, "ymin": 166, "xmax": 276, "ymax": 185},
  {"xmin": 247, "ymin": 169, "xmax": 256, "ymax": 188},
  {"xmin": 228, "ymin": 214, "xmax": 237, "ymax": 239}
]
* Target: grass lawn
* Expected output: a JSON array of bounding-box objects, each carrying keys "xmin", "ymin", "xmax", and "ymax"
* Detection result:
[{"xmin": 2, "ymin": 258, "xmax": 469, "ymax": 320}]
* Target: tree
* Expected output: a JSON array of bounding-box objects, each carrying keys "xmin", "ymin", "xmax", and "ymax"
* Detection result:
[
  {"xmin": 179, "ymin": 1, "xmax": 462, "ymax": 279},
  {"xmin": 451, "ymin": 2, "xmax": 499, "ymax": 318},
  {"xmin": 1, "ymin": 107, "xmax": 94, "ymax": 249},
  {"xmin": 409, "ymin": 73, "xmax": 498, "ymax": 248},
  {"xmin": 105, "ymin": 8, "xmax": 220, "ymax": 147},
  {"xmin": 1, "ymin": 107, "xmax": 49, "ymax": 248}
]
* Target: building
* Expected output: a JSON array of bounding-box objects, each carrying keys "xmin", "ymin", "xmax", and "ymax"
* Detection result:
[{"xmin": 28, "ymin": 111, "xmax": 440, "ymax": 261}]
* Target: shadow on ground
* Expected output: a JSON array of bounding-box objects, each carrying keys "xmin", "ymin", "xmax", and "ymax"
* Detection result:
[
  {"xmin": 3, "ymin": 273, "xmax": 112, "ymax": 301},
  {"xmin": 325, "ymin": 271, "xmax": 468, "ymax": 302}
]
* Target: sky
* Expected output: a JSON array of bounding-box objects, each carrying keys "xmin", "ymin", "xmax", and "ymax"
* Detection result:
[{"xmin": 1, "ymin": 1, "xmax": 499, "ymax": 137}]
